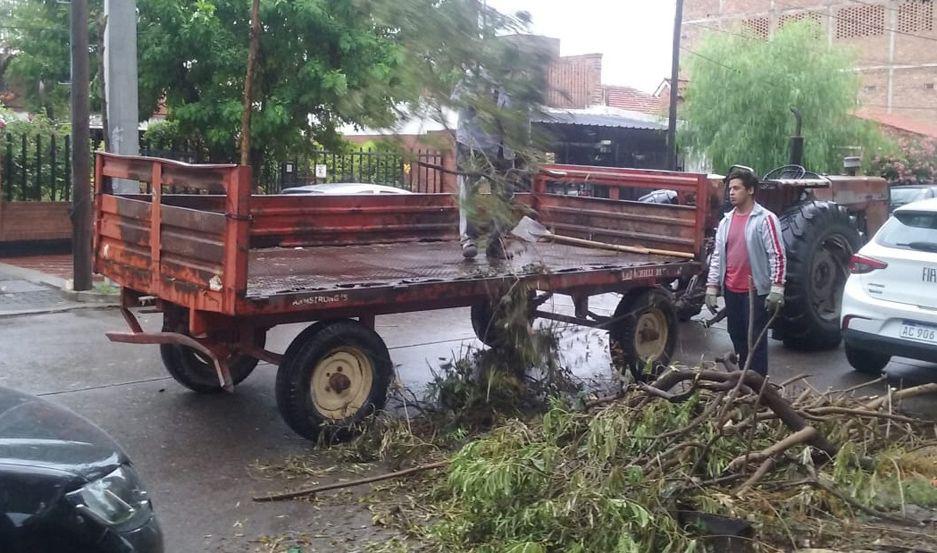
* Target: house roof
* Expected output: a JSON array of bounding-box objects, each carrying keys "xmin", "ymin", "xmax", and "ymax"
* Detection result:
[
  {"xmin": 602, "ymin": 85, "xmax": 665, "ymax": 114},
  {"xmin": 855, "ymin": 108, "xmax": 937, "ymax": 139},
  {"xmin": 532, "ymin": 106, "xmax": 667, "ymax": 130}
]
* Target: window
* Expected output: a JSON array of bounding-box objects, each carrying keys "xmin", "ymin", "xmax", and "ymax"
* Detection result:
[
  {"xmin": 877, "ymin": 210, "xmax": 937, "ymax": 251},
  {"xmin": 835, "ymin": 4, "xmax": 886, "ymax": 39},
  {"xmin": 898, "ymin": 0, "xmax": 934, "ymax": 33},
  {"xmin": 778, "ymin": 11, "xmax": 824, "ymax": 31},
  {"xmin": 743, "ymin": 17, "xmax": 770, "ymax": 39},
  {"xmin": 863, "ymin": 85, "xmax": 878, "ymax": 93},
  {"xmin": 926, "ymin": 82, "xmax": 936, "ymax": 90}
]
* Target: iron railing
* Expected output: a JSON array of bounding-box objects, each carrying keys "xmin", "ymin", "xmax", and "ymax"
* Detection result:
[{"xmin": 1, "ymin": 133, "xmax": 72, "ymax": 202}]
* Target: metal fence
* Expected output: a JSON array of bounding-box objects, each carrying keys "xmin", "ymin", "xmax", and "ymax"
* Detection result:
[
  {"xmin": 1, "ymin": 133, "xmax": 73, "ymax": 202},
  {"xmin": 2, "ymin": 137, "xmax": 447, "ymax": 199},
  {"xmin": 278, "ymin": 149, "xmax": 445, "ymax": 193}
]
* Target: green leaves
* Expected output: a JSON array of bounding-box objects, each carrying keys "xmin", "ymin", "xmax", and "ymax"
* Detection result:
[{"xmin": 681, "ymin": 20, "xmax": 888, "ymax": 176}]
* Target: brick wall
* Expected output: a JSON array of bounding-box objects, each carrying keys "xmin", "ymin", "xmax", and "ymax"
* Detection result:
[
  {"xmin": 0, "ymin": 202, "xmax": 72, "ymax": 243},
  {"xmin": 546, "ymin": 54, "xmax": 604, "ymax": 109},
  {"xmin": 683, "ymin": 1, "xmax": 937, "ymax": 124}
]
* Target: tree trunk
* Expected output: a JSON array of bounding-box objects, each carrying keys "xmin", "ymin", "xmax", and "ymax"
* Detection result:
[{"xmin": 239, "ymin": 0, "xmax": 262, "ymax": 167}]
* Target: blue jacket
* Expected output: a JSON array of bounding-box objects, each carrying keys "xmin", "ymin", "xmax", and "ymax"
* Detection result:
[{"xmin": 706, "ymin": 203, "xmax": 787, "ymax": 296}]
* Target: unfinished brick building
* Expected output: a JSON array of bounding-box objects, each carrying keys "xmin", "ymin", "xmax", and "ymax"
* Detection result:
[{"xmin": 683, "ymin": 1, "xmax": 937, "ymax": 124}]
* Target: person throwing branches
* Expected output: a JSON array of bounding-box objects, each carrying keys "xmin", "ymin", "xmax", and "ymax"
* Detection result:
[{"xmin": 705, "ymin": 167, "xmax": 787, "ymax": 375}]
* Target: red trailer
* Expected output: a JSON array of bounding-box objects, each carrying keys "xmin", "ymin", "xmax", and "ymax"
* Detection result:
[{"xmin": 94, "ymin": 153, "xmax": 710, "ymax": 440}]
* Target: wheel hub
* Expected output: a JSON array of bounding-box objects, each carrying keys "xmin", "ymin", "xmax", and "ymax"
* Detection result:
[
  {"xmin": 809, "ymin": 237, "xmax": 850, "ymax": 322},
  {"xmin": 310, "ymin": 348, "xmax": 373, "ymax": 421},
  {"xmin": 634, "ymin": 310, "xmax": 668, "ymax": 361}
]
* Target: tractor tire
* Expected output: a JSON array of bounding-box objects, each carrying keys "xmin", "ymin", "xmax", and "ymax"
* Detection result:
[
  {"xmin": 609, "ymin": 288, "xmax": 678, "ymax": 382},
  {"xmin": 776, "ymin": 201, "xmax": 860, "ymax": 351},
  {"xmin": 159, "ymin": 316, "xmax": 265, "ymax": 394}
]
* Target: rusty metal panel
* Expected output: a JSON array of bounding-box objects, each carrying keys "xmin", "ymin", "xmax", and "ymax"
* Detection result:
[
  {"xmin": 248, "ymin": 194, "xmax": 459, "ymax": 247},
  {"xmin": 537, "ymin": 195, "xmax": 698, "ymax": 254}
]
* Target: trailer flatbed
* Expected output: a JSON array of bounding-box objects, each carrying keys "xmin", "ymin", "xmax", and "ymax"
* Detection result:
[{"xmin": 93, "ymin": 153, "xmax": 710, "ymax": 441}]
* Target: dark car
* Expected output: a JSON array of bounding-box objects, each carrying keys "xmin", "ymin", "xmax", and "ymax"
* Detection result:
[
  {"xmin": 0, "ymin": 386, "xmax": 163, "ymax": 553},
  {"xmin": 889, "ymin": 184, "xmax": 937, "ymax": 212}
]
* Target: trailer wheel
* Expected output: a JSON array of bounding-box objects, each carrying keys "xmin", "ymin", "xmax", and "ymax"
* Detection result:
[
  {"xmin": 159, "ymin": 315, "xmax": 265, "ymax": 394},
  {"xmin": 470, "ymin": 292, "xmax": 533, "ymax": 349},
  {"xmin": 275, "ymin": 319, "xmax": 393, "ymax": 442},
  {"xmin": 776, "ymin": 202, "xmax": 860, "ymax": 351},
  {"xmin": 609, "ymin": 289, "xmax": 677, "ymax": 381}
]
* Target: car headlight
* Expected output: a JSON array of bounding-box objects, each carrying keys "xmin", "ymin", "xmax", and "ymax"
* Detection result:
[{"xmin": 66, "ymin": 465, "xmax": 153, "ymax": 530}]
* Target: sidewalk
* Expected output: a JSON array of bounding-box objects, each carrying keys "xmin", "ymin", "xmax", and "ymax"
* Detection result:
[{"xmin": 0, "ymin": 254, "xmax": 117, "ymax": 317}]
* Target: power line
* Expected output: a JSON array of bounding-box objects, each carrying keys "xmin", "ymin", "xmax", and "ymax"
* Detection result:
[
  {"xmin": 774, "ymin": 0, "xmax": 937, "ymax": 44},
  {"xmin": 679, "ymin": 46, "xmax": 739, "ymax": 73}
]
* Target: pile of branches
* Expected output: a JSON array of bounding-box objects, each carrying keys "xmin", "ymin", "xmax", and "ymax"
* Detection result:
[
  {"xmin": 413, "ymin": 364, "xmax": 937, "ymax": 552},
  {"xmin": 259, "ymin": 360, "xmax": 937, "ymax": 552}
]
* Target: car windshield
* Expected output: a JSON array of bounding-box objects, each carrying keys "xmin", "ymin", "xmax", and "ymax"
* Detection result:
[
  {"xmin": 890, "ymin": 188, "xmax": 925, "ymax": 205},
  {"xmin": 877, "ymin": 211, "xmax": 937, "ymax": 251}
]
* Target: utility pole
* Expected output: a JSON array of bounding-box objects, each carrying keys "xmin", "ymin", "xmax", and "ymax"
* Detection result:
[
  {"xmin": 667, "ymin": 0, "xmax": 684, "ymax": 171},
  {"xmin": 70, "ymin": 0, "xmax": 92, "ymax": 291},
  {"xmin": 104, "ymin": 0, "xmax": 139, "ymax": 194}
]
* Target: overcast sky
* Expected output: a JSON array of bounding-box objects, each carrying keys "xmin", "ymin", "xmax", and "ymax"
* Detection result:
[{"xmin": 486, "ymin": 0, "xmax": 678, "ymax": 93}]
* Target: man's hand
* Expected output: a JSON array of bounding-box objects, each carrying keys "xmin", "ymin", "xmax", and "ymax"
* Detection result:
[
  {"xmin": 705, "ymin": 286, "xmax": 719, "ymax": 314},
  {"xmin": 766, "ymin": 289, "xmax": 785, "ymax": 313}
]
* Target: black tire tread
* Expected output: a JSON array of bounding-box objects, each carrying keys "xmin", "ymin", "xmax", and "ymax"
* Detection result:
[
  {"xmin": 609, "ymin": 288, "xmax": 678, "ymax": 381},
  {"xmin": 776, "ymin": 201, "xmax": 860, "ymax": 351},
  {"xmin": 844, "ymin": 343, "xmax": 890, "ymax": 375},
  {"xmin": 275, "ymin": 320, "xmax": 393, "ymax": 442}
]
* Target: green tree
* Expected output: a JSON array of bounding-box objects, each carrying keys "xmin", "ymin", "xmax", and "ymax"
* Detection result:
[
  {"xmin": 680, "ymin": 21, "xmax": 887, "ymax": 175},
  {"xmin": 0, "ymin": 0, "xmax": 105, "ymax": 120}
]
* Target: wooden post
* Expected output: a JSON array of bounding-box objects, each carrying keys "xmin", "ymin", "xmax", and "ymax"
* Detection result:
[
  {"xmin": 71, "ymin": 0, "xmax": 93, "ymax": 291},
  {"xmin": 239, "ymin": 0, "xmax": 262, "ymax": 168}
]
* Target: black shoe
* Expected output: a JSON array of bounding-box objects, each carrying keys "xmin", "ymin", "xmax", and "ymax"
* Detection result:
[
  {"xmin": 462, "ymin": 240, "xmax": 478, "ymax": 259},
  {"xmin": 486, "ymin": 239, "xmax": 512, "ymax": 260}
]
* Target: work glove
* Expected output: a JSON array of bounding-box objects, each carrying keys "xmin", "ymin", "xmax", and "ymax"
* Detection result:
[
  {"xmin": 765, "ymin": 289, "xmax": 785, "ymax": 313},
  {"xmin": 705, "ymin": 286, "xmax": 719, "ymax": 314}
]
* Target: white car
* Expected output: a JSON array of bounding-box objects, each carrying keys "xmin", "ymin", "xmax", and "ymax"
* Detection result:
[
  {"xmin": 280, "ymin": 182, "xmax": 412, "ymax": 195},
  {"xmin": 841, "ymin": 198, "xmax": 937, "ymax": 373}
]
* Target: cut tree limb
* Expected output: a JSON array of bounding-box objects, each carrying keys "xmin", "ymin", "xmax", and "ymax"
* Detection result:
[{"xmin": 253, "ymin": 461, "xmax": 449, "ymax": 502}]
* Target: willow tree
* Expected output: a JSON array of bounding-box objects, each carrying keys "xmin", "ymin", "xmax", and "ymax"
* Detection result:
[{"xmin": 680, "ymin": 21, "xmax": 887, "ymax": 175}]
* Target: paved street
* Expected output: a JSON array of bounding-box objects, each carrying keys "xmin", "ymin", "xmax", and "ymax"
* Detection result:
[{"xmin": 1, "ymin": 278, "xmax": 936, "ymax": 551}]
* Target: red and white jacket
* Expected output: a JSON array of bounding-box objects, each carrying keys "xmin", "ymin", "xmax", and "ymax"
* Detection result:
[{"xmin": 706, "ymin": 203, "xmax": 787, "ymax": 296}]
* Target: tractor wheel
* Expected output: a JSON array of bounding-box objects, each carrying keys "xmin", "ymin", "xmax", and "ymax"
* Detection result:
[
  {"xmin": 275, "ymin": 319, "xmax": 393, "ymax": 442},
  {"xmin": 776, "ymin": 201, "xmax": 860, "ymax": 351},
  {"xmin": 608, "ymin": 288, "xmax": 677, "ymax": 382},
  {"xmin": 159, "ymin": 310, "xmax": 265, "ymax": 394}
]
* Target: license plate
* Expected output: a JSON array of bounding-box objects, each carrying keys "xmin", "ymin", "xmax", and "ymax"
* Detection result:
[{"xmin": 899, "ymin": 321, "xmax": 937, "ymax": 344}]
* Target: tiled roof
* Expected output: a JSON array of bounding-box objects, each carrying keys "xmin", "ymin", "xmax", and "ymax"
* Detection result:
[
  {"xmin": 602, "ymin": 85, "xmax": 666, "ymax": 115},
  {"xmin": 855, "ymin": 108, "xmax": 937, "ymax": 139}
]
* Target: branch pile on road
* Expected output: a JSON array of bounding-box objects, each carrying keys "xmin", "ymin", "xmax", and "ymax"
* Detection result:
[{"xmin": 259, "ymin": 357, "xmax": 937, "ymax": 553}]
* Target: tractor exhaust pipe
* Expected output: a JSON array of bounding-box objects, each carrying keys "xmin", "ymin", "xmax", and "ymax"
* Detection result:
[{"xmin": 789, "ymin": 107, "xmax": 804, "ymax": 167}]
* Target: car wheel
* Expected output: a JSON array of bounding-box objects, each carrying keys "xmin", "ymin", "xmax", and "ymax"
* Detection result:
[{"xmin": 844, "ymin": 343, "xmax": 890, "ymax": 375}]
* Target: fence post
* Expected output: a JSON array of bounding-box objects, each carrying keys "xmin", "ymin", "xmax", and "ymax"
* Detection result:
[
  {"xmin": 3, "ymin": 134, "xmax": 11, "ymax": 201},
  {"xmin": 20, "ymin": 134, "xmax": 27, "ymax": 201},
  {"xmin": 35, "ymin": 135, "xmax": 43, "ymax": 201},
  {"xmin": 50, "ymin": 136, "xmax": 58, "ymax": 201},
  {"xmin": 64, "ymin": 136, "xmax": 72, "ymax": 201}
]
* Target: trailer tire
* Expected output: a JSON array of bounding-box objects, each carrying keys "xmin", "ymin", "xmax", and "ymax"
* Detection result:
[
  {"xmin": 776, "ymin": 201, "xmax": 860, "ymax": 351},
  {"xmin": 159, "ymin": 318, "xmax": 264, "ymax": 394},
  {"xmin": 470, "ymin": 292, "xmax": 533, "ymax": 349},
  {"xmin": 609, "ymin": 288, "xmax": 677, "ymax": 381},
  {"xmin": 275, "ymin": 319, "xmax": 393, "ymax": 442}
]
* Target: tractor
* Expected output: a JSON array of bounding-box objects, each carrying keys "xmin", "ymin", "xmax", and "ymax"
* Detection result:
[{"xmin": 675, "ymin": 109, "xmax": 890, "ymax": 350}]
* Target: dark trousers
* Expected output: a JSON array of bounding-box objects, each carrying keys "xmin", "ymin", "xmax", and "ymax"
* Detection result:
[
  {"xmin": 723, "ymin": 289, "xmax": 770, "ymax": 375},
  {"xmin": 457, "ymin": 143, "xmax": 514, "ymax": 243}
]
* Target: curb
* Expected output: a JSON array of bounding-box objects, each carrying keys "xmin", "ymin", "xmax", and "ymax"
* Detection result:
[
  {"xmin": 0, "ymin": 261, "xmax": 119, "ymax": 305},
  {"xmin": 0, "ymin": 303, "xmax": 118, "ymax": 319}
]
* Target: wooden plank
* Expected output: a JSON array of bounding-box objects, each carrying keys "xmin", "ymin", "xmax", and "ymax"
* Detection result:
[{"xmin": 160, "ymin": 228, "xmax": 225, "ymax": 264}]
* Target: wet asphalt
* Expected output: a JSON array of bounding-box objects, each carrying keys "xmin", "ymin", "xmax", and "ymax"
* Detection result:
[{"xmin": 1, "ymin": 294, "xmax": 935, "ymax": 551}]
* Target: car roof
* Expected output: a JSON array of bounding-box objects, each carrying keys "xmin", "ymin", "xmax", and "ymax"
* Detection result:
[
  {"xmin": 281, "ymin": 182, "xmax": 411, "ymax": 194},
  {"xmin": 894, "ymin": 197, "xmax": 937, "ymax": 213}
]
